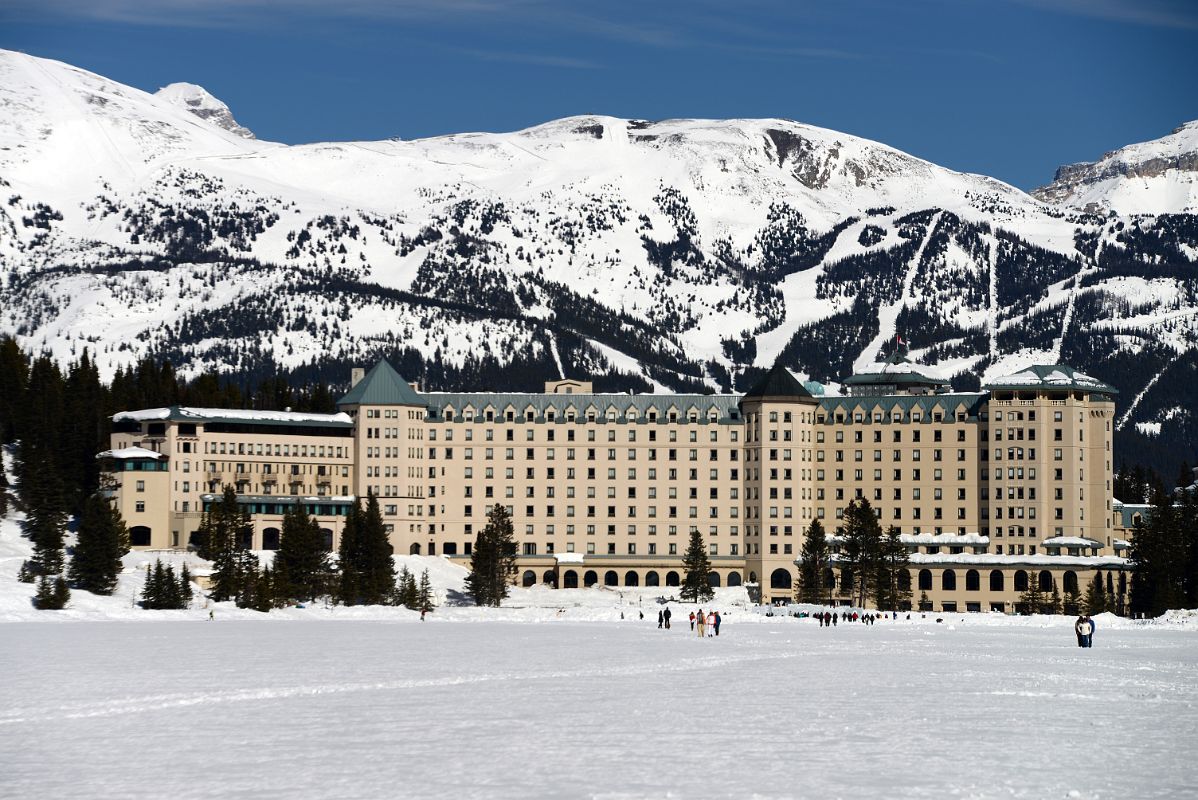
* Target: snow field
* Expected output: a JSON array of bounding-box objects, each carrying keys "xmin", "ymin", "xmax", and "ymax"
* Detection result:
[{"xmin": 0, "ymin": 618, "xmax": 1195, "ymax": 800}]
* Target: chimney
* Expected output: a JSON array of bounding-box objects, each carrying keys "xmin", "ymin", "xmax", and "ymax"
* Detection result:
[{"xmin": 351, "ymin": 367, "xmax": 365, "ymax": 388}]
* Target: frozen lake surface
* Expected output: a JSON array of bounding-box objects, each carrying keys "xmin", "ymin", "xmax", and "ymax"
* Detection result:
[{"xmin": 1, "ymin": 618, "xmax": 1194, "ymax": 799}]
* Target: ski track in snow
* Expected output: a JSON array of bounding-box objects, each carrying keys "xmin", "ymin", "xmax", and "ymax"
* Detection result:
[
  {"xmin": 547, "ymin": 330, "xmax": 565, "ymax": 379},
  {"xmin": 0, "ymin": 649, "xmax": 796, "ymax": 726},
  {"xmin": 1116, "ymin": 351, "xmax": 1181, "ymax": 431},
  {"xmin": 855, "ymin": 211, "xmax": 942, "ymax": 372}
]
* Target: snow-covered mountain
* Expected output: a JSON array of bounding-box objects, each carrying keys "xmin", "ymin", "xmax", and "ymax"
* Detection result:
[
  {"xmin": 155, "ymin": 82, "xmax": 256, "ymax": 139},
  {"xmin": 1032, "ymin": 121, "xmax": 1198, "ymax": 215},
  {"xmin": 1, "ymin": 49, "xmax": 1196, "ymax": 470}
]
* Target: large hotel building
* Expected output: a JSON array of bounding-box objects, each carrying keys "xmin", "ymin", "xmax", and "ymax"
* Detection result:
[{"xmin": 100, "ymin": 357, "xmax": 1138, "ymax": 611}]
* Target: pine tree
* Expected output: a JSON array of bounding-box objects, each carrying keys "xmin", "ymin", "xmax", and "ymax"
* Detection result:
[
  {"xmin": 680, "ymin": 528, "xmax": 714, "ymax": 603},
  {"xmin": 179, "ymin": 564, "xmax": 194, "ymax": 607},
  {"xmin": 1020, "ymin": 574, "xmax": 1047, "ymax": 614},
  {"xmin": 1084, "ymin": 571, "xmax": 1108, "ymax": 616},
  {"xmin": 233, "ymin": 549, "xmax": 262, "ymax": 609},
  {"xmin": 397, "ymin": 566, "xmax": 418, "ymax": 608},
  {"xmin": 1049, "ymin": 579, "xmax": 1063, "ymax": 615},
  {"xmin": 200, "ymin": 487, "xmax": 250, "ymax": 603},
  {"xmin": 465, "ymin": 503, "xmax": 517, "ymax": 606},
  {"xmin": 0, "ymin": 467, "xmax": 8, "ymax": 517},
  {"xmin": 356, "ymin": 493, "xmax": 397, "ymax": 605},
  {"xmin": 797, "ymin": 519, "xmax": 830, "ymax": 604},
  {"xmin": 19, "ymin": 440, "xmax": 67, "ymax": 575},
  {"xmin": 875, "ymin": 526, "xmax": 911, "ymax": 611},
  {"xmin": 418, "ymin": 568, "xmax": 434, "ymax": 613},
  {"xmin": 336, "ymin": 501, "xmax": 362, "ymax": 605},
  {"xmin": 68, "ymin": 493, "xmax": 130, "ymax": 595},
  {"xmin": 35, "ymin": 574, "xmax": 70, "ymax": 609},
  {"xmin": 839, "ymin": 499, "xmax": 883, "ymax": 608},
  {"xmin": 274, "ymin": 503, "xmax": 328, "ymax": 602}
]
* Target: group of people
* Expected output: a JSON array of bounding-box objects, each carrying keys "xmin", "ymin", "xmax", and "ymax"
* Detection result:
[
  {"xmin": 656, "ymin": 607, "xmax": 672, "ymax": 629},
  {"xmin": 1074, "ymin": 615, "xmax": 1096, "ymax": 647},
  {"xmin": 687, "ymin": 609, "xmax": 722, "ymax": 637},
  {"xmin": 815, "ymin": 610, "xmax": 881, "ymax": 627}
]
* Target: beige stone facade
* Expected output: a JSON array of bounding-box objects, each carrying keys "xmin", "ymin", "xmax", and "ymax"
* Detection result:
[{"xmin": 102, "ymin": 360, "xmax": 1131, "ymax": 612}]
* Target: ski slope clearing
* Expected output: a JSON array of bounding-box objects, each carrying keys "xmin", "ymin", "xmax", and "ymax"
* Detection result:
[{"xmin": 1, "ymin": 618, "xmax": 1194, "ymax": 800}]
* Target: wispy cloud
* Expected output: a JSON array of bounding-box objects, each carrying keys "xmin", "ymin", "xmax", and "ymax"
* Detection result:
[
  {"xmin": 1008, "ymin": 0, "xmax": 1198, "ymax": 30},
  {"xmin": 452, "ymin": 47, "xmax": 602, "ymax": 70}
]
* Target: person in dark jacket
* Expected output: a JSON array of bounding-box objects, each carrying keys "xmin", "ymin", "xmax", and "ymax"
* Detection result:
[
  {"xmin": 832, "ymin": 612, "xmax": 838, "ymax": 627},
  {"xmin": 658, "ymin": 610, "xmax": 664, "ymax": 629},
  {"xmin": 714, "ymin": 611, "xmax": 722, "ymax": 636},
  {"xmin": 663, "ymin": 607, "xmax": 672, "ymax": 629}
]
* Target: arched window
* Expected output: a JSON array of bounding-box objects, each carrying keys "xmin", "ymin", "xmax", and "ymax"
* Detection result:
[
  {"xmin": 443, "ymin": 542, "xmax": 458, "ymax": 556},
  {"xmin": 965, "ymin": 569, "xmax": 980, "ymax": 591},
  {"xmin": 563, "ymin": 570, "xmax": 579, "ymax": 589},
  {"xmin": 1038, "ymin": 570, "xmax": 1053, "ymax": 592},
  {"xmin": 942, "ymin": 569, "xmax": 957, "ymax": 591},
  {"xmin": 262, "ymin": 527, "xmax": 281, "ymax": 550},
  {"xmin": 918, "ymin": 569, "xmax": 933, "ymax": 591},
  {"xmin": 1014, "ymin": 570, "xmax": 1028, "ymax": 591},
  {"xmin": 645, "ymin": 571, "xmax": 660, "ymax": 587},
  {"xmin": 989, "ymin": 570, "xmax": 1005, "ymax": 592},
  {"xmin": 665, "ymin": 571, "xmax": 680, "ymax": 587},
  {"xmin": 624, "ymin": 571, "xmax": 640, "ymax": 587},
  {"xmin": 409, "ymin": 543, "xmax": 421, "ymax": 555},
  {"xmin": 320, "ymin": 528, "xmax": 334, "ymax": 550},
  {"xmin": 583, "ymin": 570, "xmax": 598, "ymax": 587},
  {"xmin": 604, "ymin": 570, "xmax": 619, "ymax": 587},
  {"xmin": 708, "ymin": 572, "xmax": 721, "ymax": 588},
  {"xmin": 770, "ymin": 568, "xmax": 792, "ymax": 590},
  {"xmin": 522, "ymin": 570, "xmax": 537, "ymax": 588},
  {"xmin": 129, "ymin": 526, "xmax": 151, "ymax": 547},
  {"xmin": 542, "ymin": 570, "xmax": 556, "ymax": 587},
  {"xmin": 749, "ymin": 572, "xmax": 758, "ymax": 584},
  {"xmin": 727, "ymin": 571, "xmax": 742, "ymax": 587},
  {"xmin": 1063, "ymin": 570, "xmax": 1079, "ymax": 595}
]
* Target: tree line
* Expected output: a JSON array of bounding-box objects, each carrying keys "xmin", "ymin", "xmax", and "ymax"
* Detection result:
[{"xmin": 795, "ymin": 500, "xmax": 912, "ymax": 610}]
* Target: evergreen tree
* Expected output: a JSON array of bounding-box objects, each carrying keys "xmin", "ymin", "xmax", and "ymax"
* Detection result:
[
  {"xmin": 274, "ymin": 504, "xmax": 328, "ymax": 602},
  {"xmin": 0, "ymin": 467, "xmax": 9, "ymax": 517},
  {"xmin": 68, "ymin": 493, "xmax": 130, "ymax": 595},
  {"xmin": 356, "ymin": 493, "xmax": 397, "ymax": 605},
  {"xmin": 179, "ymin": 564, "xmax": 194, "ymax": 607},
  {"xmin": 680, "ymin": 527, "xmax": 714, "ymax": 603},
  {"xmin": 18, "ymin": 439, "xmax": 67, "ymax": 575},
  {"xmin": 35, "ymin": 574, "xmax": 70, "ymax": 609},
  {"xmin": 875, "ymin": 525, "xmax": 911, "ymax": 611},
  {"xmin": 418, "ymin": 568, "xmax": 434, "ymax": 613},
  {"xmin": 796, "ymin": 519, "xmax": 830, "ymax": 604},
  {"xmin": 839, "ymin": 499, "xmax": 883, "ymax": 608},
  {"xmin": 336, "ymin": 501, "xmax": 362, "ymax": 605},
  {"xmin": 1084, "ymin": 571, "xmax": 1109, "ymax": 616},
  {"xmin": 198, "ymin": 487, "xmax": 250, "ymax": 602},
  {"xmin": 1048, "ymin": 578, "xmax": 1063, "ymax": 615},
  {"xmin": 233, "ymin": 549, "xmax": 262, "ymax": 609},
  {"xmin": 397, "ymin": 566, "xmax": 419, "ymax": 608},
  {"xmin": 1020, "ymin": 574, "xmax": 1047, "ymax": 614},
  {"xmin": 465, "ymin": 503, "xmax": 517, "ymax": 606}
]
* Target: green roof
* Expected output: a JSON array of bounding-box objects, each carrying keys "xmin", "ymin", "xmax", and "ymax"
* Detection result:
[
  {"xmin": 740, "ymin": 364, "xmax": 815, "ymax": 403},
  {"xmin": 337, "ymin": 360, "xmax": 424, "ymax": 407}
]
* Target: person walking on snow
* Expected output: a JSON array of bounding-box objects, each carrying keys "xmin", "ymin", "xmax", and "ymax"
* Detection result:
[
  {"xmin": 706, "ymin": 611, "xmax": 716, "ymax": 636},
  {"xmin": 664, "ymin": 607, "xmax": 672, "ymax": 629},
  {"xmin": 713, "ymin": 611, "xmax": 722, "ymax": 636},
  {"xmin": 658, "ymin": 610, "xmax": 664, "ymax": 629},
  {"xmin": 696, "ymin": 609, "xmax": 706, "ymax": 638},
  {"xmin": 689, "ymin": 611, "xmax": 696, "ymax": 631},
  {"xmin": 832, "ymin": 612, "xmax": 838, "ymax": 627},
  {"xmin": 1074, "ymin": 615, "xmax": 1086, "ymax": 647}
]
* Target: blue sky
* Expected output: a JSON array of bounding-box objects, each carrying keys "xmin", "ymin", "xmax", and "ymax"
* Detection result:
[{"xmin": 2, "ymin": 0, "xmax": 1195, "ymax": 189}]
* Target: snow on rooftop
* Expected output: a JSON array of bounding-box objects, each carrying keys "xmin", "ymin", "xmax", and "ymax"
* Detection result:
[
  {"xmin": 1041, "ymin": 536, "xmax": 1102, "ymax": 548},
  {"xmin": 113, "ymin": 407, "xmax": 352, "ymax": 425},
  {"xmin": 554, "ymin": 553, "xmax": 586, "ymax": 564},
  {"xmin": 96, "ymin": 447, "xmax": 165, "ymax": 460},
  {"xmin": 902, "ymin": 532, "xmax": 989, "ymax": 545},
  {"xmin": 907, "ymin": 553, "xmax": 1127, "ymax": 567}
]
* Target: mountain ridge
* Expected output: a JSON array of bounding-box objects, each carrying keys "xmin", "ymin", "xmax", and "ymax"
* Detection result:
[{"xmin": 1, "ymin": 48, "xmax": 1196, "ymax": 473}]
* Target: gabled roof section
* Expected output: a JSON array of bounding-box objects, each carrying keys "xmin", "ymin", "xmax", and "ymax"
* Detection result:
[
  {"xmin": 984, "ymin": 364, "xmax": 1117, "ymax": 395},
  {"xmin": 337, "ymin": 360, "xmax": 423, "ymax": 407},
  {"xmin": 741, "ymin": 364, "xmax": 815, "ymax": 403}
]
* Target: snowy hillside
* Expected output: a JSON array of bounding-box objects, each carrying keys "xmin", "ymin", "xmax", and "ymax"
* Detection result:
[
  {"xmin": 1033, "ymin": 121, "xmax": 1198, "ymax": 214},
  {"xmin": 1, "ymin": 49, "xmax": 1197, "ymax": 467},
  {"xmin": 155, "ymin": 82, "xmax": 256, "ymax": 139}
]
